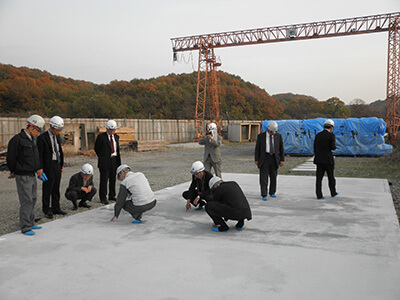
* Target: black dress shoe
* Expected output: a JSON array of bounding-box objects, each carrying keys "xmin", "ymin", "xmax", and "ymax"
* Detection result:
[
  {"xmin": 101, "ymin": 200, "xmax": 110, "ymax": 204},
  {"xmin": 78, "ymin": 202, "xmax": 91, "ymax": 208},
  {"xmin": 53, "ymin": 210, "xmax": 67, "ymax": 215},
  {"xmin": 108, "ymin": 197, "xmax": 117, "ymax": 201},
  {"xmin": 44, "ymin": 212, "xmax": 53, "ymax": 219}
]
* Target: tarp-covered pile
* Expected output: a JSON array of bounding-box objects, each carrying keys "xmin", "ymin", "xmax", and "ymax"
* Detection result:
[{"xmin": 262, "ymin": 118, "xmax": 392, "ymax": 156}]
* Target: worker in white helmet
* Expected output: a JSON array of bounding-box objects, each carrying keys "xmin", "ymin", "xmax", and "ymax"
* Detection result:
[
  {"xmin": 254, "ymin": 121, "xmax": 285, "ymax": 201},
  {"xmin": 6, "ymin": 114, "xmax": 46, "ymax": 236},
  {"xmin": 313, "ymin": 119, "xmax": 338, "ymax": 199},
  {"xmin": 205, "ymin": 176, "xmax": 252, "ymax": 232},
  {"xmin": 94, "ymin": 119, "xmax": 121, "ymax": 204},
  {"xmin": 199, "ymin": 122, "xmax": 223, "ymax": 178},
  {"xmin": 111, "ymin": 164, "xmax": 156, "ymax": 223},
  {"xmin": 182, "ymin": 161, "xmax": 213, "ymax": 211},
  {"xmin": 65, "ymin": 163, "xmax": 97, "ymax": 210},
  {"xmin": 37, "ymin": 115, "xmax": 66, "ymax": 219}
]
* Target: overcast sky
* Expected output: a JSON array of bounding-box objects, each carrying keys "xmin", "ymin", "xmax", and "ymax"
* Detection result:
[{"xmin": 0, "ymin": 0, "xmax": 399, "ymax": 104}]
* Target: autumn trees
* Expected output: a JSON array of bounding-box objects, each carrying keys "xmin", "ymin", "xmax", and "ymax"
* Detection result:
[{"xmin": 0, "ymin": 63, "xmax": 385, "ymax": 121}]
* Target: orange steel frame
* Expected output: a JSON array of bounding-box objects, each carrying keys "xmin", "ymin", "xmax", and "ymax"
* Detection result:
[{"xmin": 171, "ymin": 12, "xmax": 400, "ymax": 141}]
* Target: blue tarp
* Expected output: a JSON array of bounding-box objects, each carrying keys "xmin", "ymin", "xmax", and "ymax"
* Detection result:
[{"xmin": 262, "ymin": 117, "xmax": 392, "ymax": 156}]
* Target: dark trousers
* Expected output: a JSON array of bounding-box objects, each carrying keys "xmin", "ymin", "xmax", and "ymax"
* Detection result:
[
  {"xmin": 182, "ymin": 190, "xmax": 206, "ymax": 207},
  {"xmin": 122, "ymin": 199, "xmax": 157, "ymax": 220},
  {"xmin": 42, "ymin": 161, "xmax": 62, "ymax": 214},
  {"xmin": 315, "ymin": 163, "xmax": 336, "ymax": 198},
  {"xmin": 99, "ymin": 157, "xmax": 118, "ymax": 201},
  {"xmin": 205, "ymin": 202, "xmax": 244, "ymax": 231},
  {"xmin": 65, "ymin": 188, "xmax": 97, "ymax": 203},
  {"xmin": 259, "ymin": 154, "xmax": 278, "ymax": 197}
]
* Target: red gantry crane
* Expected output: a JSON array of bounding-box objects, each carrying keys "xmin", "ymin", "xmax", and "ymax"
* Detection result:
[{"xmin": 171, "ymin": 12, "xmax": 400, "ymax": 142}]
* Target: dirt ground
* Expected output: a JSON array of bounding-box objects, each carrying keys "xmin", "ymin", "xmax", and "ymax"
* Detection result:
[{"xmin": 1, "ymin": 142, "xmax": 399, "ymax": 236}]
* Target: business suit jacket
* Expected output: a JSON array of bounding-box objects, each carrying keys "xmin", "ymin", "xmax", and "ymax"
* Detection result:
[
  {"xmin": 94, "ymin": 132, "xmax": 121, "ymax": 170},
  {"xmin": 255, "ymin": 131, "xmax": 284, "ymax": 168},
  {"xmin": 313, "ymin": 129, "xmax": 336, "ymax": 165},
  {"xmin": 65, "ymin": 172, "xmax": 94, "ymax": 194},
  {"xmin": 37, "ymin": 131, "xmax": 64, "ymax": 172},
  {"xmin": 198, "ymin": 134, "xmax": 222, "ymax": 163}
]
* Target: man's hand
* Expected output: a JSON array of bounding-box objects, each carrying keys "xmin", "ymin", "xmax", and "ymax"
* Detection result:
[
  {"xmin": 255, "ymin": 161, "xmax": 258, "ymax": 167},
  {"xmin": 8, "ymin": 172, "xmax": 14, "ymax": 179},
  {"xmin": 280, "ymin": 161, "xmax": 284, "ymax": 167},
  {"xmin": 185, "ymin": 200, "xmax": 191, "ymax": 211},
  {"xmin": 111, "ymin": 216, "xmax": 117, "ymax": 221},
  {"xmin": 193, "ymin": 196, "xmax": 200, "ymax": 206},
  {"xmin": 81, "ymin": 187, "xmax": 88, "ymax": 193},
  {"xmin": 87, "ymin": 185, "xmax": 92, "ymax": 193},
  {"xmin": 37, "ymin": 169, "xmax": 43, "ymax": 178}
]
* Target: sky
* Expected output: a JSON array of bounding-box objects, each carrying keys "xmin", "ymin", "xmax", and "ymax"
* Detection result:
[{"xmin": 0, "ymin": 0, "xmax": 399, "ymax": 104}]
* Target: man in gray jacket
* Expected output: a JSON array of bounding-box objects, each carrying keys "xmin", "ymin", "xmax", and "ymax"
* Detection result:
[
  {"xmin": 199, "ymin": 122, "xmax": 222, "ymax": 178},
  {"xmin": 111, "ymin": 164, "xmax": 156, "ymax": 223}
]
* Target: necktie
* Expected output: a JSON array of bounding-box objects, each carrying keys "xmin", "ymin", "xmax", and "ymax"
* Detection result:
[
  {"xmin": 53, "ymin": 135, "xmax": 60, "ymax": 162},
  {"xmin": 270, "ymin": 134, "xmax": 274, "ymax": 155},
  {"xmin": 110, "ymin": 135, "xmax": 115, "ymax": 153}
]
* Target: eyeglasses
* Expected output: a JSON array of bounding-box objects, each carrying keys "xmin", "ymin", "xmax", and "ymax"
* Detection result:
[{"xmin": 33, "ymin": 127, "xmax": 41, "ymax": 132}]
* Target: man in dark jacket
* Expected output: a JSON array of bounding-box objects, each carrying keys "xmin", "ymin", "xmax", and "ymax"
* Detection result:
[
  {"xmin": 7, "ymin": 115, "xmax": 46, "ymax": 236},
  {"xmin": 37, "ymin": 116, "xmax": 65, "ymax": 219},
  {"xmin": 255, "ymin": 121, "xmax": 285, "ymax": 201},
  {"xmin": 313, "ymin": 119, "xmax": 338, "ymax": 199},
  {"xmin": 182, "ymin": 161, "xmax": 213, "ymax": 211},
  {"xmin": 94, "ymin": 120, "xmax": 121, "ymax": 204},
  {"xmin": 204, "ymin": 176, "xmax": 252, "ymax": 232},
  {"xmin": 65, "ymin": 163, "xmax": 97, "ymax": 210}
]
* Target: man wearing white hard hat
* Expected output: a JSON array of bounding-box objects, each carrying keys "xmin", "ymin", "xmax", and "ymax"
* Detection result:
[
  {"xmin": 313, "ymin": 119, "xmax": 338, "ymax": 199},
  {"xmin": 198, "ymin": 122, "xmax": 222, "ymax": 178},
  {"xmin": 205, "ymin": 176, "xmax": 252, "ymax": 232},
  {"xmin": 111, "ymin": 164, "xmax": 156, "ymax": 224},
  {"xmin": 254, "ymin": 121, "xmax": 285, "ymax": 201},
  {"xmin": 182, "ymin": 161, "xmax": 213, "ymax": 211},
  {"xmin": 37, "ymin": 115, "xmax": 66, "ymax": 219},
  {"xmin": 65, "ymin": 163, "xmax": 97, "ymax": 210},
  {"xmin": 94, "ymin": 119, "xmax": 121, "ymax": 204},
  {"xmin": 7, "ymin": 114, "xmax": 46, "ymax": 235}
]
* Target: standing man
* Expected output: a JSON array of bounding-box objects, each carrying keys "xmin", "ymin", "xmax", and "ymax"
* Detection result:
[
  {"xmin": 204, "ymin": 176, "xmax": 252, "ymax": 232},
  {"xmin": 182, "ymin": 161, "xmax": 213, "ymax": 211},
  {"xmin": 94, "ymin": 119, "xmax": 121, "ymax": 205},
  {"xmin": 111, "ymin": 164, "xmax": 156, "ymax": 223},
  {"xmin": 313, "ymin": 119, "xmax": 338, "ymax": 200},
  {"xmin": 65, "ymin": 163, "xmax": 97, "ymax": 210},
  {"xmin": 255, "ymin": 121, "xmax": 284, "ymax": 201},
  {"xmin": 7, "ymin": 115, "xmax": 46, "ymax": 236},
  {"xmin": 37, "ymin": 115, "xmax": 66, "ymax": 219},
  {"xmin": 199, "ymin": 122, "xmax": 222, "ymax": 178}
]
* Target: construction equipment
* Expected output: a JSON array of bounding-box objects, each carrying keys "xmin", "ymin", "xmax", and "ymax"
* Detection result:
[{"xmin": 171, "ymin": 12, "xmax": 400, "ymax": 142}]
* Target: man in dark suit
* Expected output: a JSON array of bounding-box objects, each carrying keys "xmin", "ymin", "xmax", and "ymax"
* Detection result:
[
  {"xmin": 313, "ymin": 119, "xmax": 338, "ymax": 199},
  {"xmin": 65, "ymin": 163, "xmax": 97, "ymax": 210},
  {"xmin": 94, "ymin": 119, "xmax": 121, "ymax": 204},
  {"xmin": 204, "ymin": 176, "xmax": 252, "ymax": 232},
  {"xmin": 37, "ymin": 116, "xmax": 66, "ymax": 219},
  {"xmin": 255, "ymin": 121, "xmax": 285, "ymax": 201}
]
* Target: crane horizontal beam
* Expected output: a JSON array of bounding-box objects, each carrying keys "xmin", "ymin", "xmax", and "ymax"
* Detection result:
[{"xmin": 171, "ymin": 12, "xmax": 400, "ymax": 52}]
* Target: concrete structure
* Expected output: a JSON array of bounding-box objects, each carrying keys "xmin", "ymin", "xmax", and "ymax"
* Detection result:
[
  {"xmin": 290, "ymin": 157, "xmax": 316, "ymax": 175},
  {"xmin": 1, "ymin": 174, "xmax": 399, "ymax": 300}
]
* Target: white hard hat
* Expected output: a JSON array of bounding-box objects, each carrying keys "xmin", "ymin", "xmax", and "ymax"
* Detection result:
[
  {"xmin": 209, "ymin": 176, "xmax": 222, "ymax": 189},
  {"xmin": 106, "ymin": 120, "xmax": 117, "ymax": 130},
  {"xmin": 190, "ymin": 161, "xmax": 205, "ymax": 175},
  {"xmin": 208, "ymin": 122, "xmax": 217, "ymax": 131},
  {"xmin": 80, "ymin": 163, "xmax": 93, "ymax": 176},
  {"xmin": 116, "ymin": 164, "xmax": 131, "ymax": 176},
  {"xmin": 324, "ymin": 119, "xmax": 335, "ymax": 128},
  {"xmin": 267, "ymin": 121, "xmax": 278, "ymax": 133},
  {"xmin": 49, "ymin": 116, "xmax": 64, "ymax": 129},
  {"xmin": 27, "ymin": 114, "xmax": 45, "ymax": 129}
]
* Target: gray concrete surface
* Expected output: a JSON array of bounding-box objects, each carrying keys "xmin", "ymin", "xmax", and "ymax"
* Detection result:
[{"xmin": 1, "ymin": 173, "xmax": 400, "ymax": 300}]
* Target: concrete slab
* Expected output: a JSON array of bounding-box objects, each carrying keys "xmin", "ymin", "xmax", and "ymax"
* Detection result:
[
  {"xmin": 1, "ymin": 174, "xmax": 400, "ymax": 300},
  {"xmin": 290, "ymin": 157, "xmax": 316, "ymax": 175}
]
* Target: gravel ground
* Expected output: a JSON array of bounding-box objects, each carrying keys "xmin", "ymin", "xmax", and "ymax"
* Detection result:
[{"xmin": 1, "ymin": 142, "xmax": 399, "ymax": 236}]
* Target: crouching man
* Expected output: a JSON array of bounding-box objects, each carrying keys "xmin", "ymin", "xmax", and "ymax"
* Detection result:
[
  {"xmin": 111, "ymin": 164, "xmax": 156, "ymax": 224},
  {"xmin": 65, "ymin": 163, "xmax": 97, "ymax": 210},
  {"xmin": 204, "ymin": 176, "xmax": 252, "ymax": 232}
]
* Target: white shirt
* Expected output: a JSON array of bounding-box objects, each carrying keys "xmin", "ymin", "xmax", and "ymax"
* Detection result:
[
  {"xmin": 265, "ymin": 131, "xmax": 274, "ymax": 154},
  {"xmin": 107, "ymin": 132, "xmax": 117, "ymax": 157}
]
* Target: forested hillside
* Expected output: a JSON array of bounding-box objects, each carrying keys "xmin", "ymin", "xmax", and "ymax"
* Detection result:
[{"xmin": 0, "ymin": 63, "xmax": 384, "ymax": 120}]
